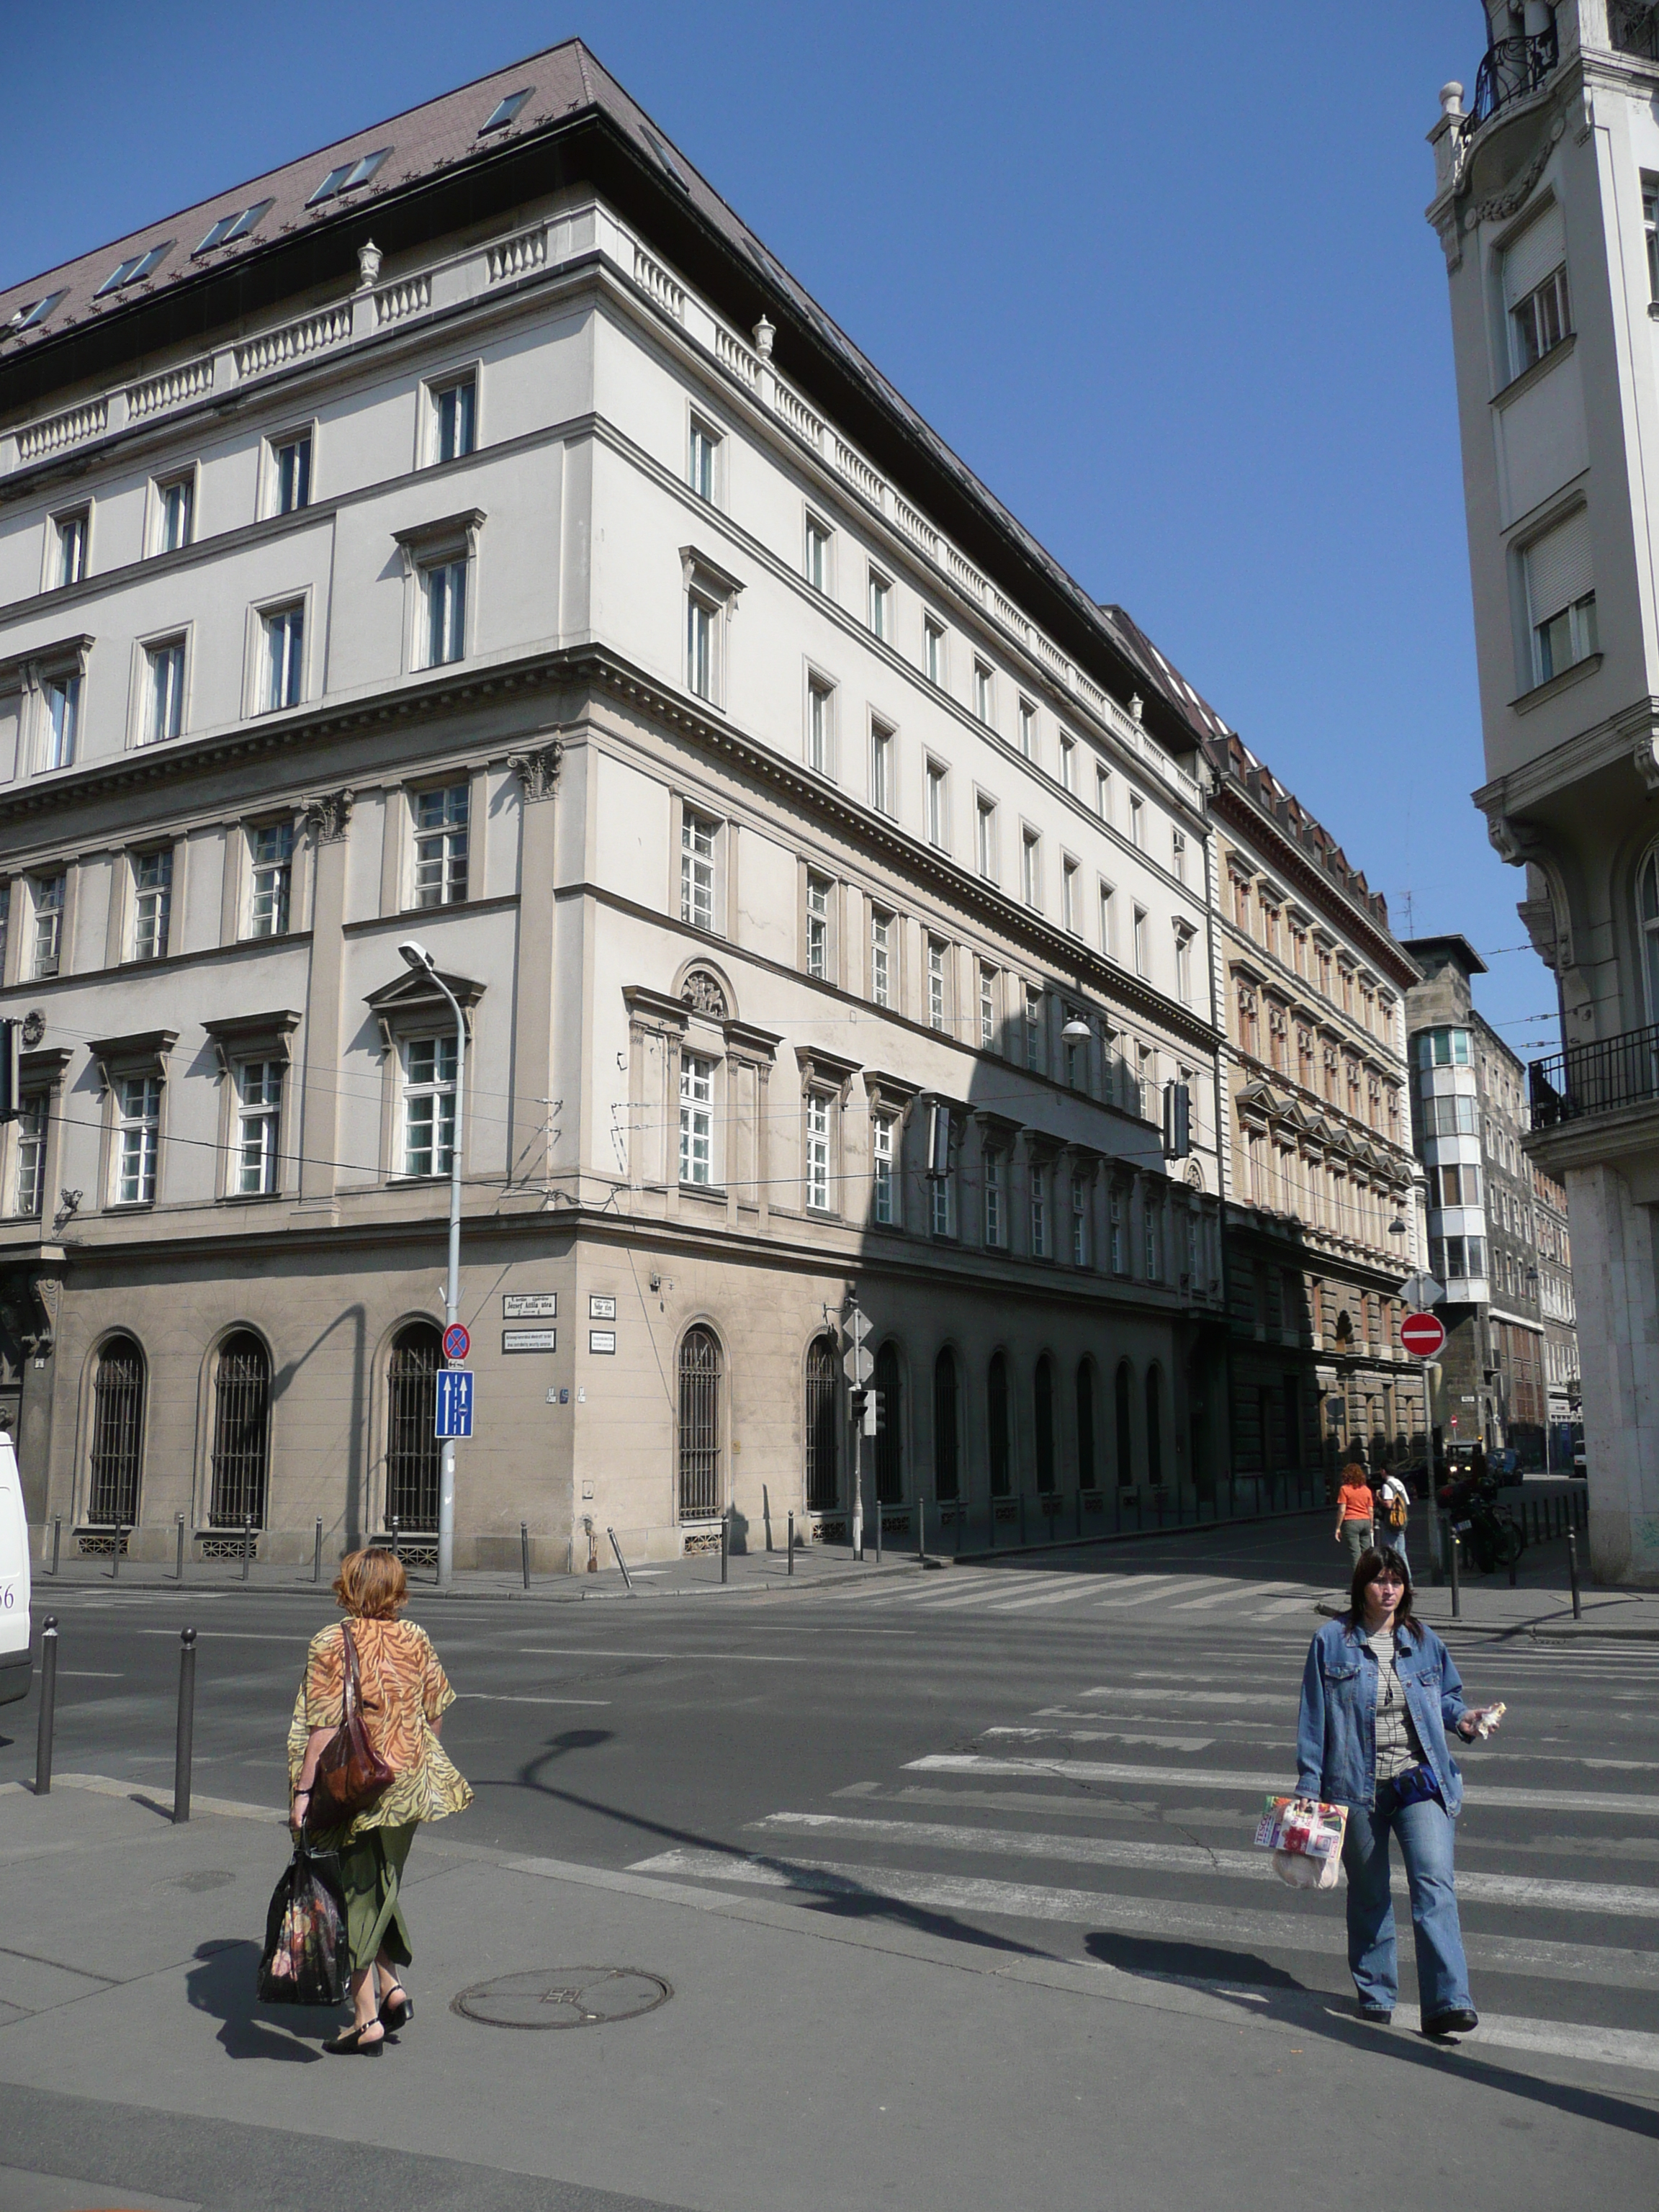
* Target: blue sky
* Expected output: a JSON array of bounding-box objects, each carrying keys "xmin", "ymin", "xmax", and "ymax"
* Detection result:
[{"xmin": 1, "ymin": 2, "xmax": 1547, "ymax": 1048}]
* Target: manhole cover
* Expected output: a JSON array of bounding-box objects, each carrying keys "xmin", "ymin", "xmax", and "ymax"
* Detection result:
[{"xmin": 451, "ymin": 1966, "xmax": 672, "ymax": 2029}]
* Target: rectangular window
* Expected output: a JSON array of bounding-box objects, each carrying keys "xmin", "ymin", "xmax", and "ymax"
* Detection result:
[
  {"xmin": 1174, "ymin": 926, "xmax": 1193, "ymax": 1004},
  {"xmin": 30, "ymin": 873, "xmax": 63, "ymax": 979},
  {"xmin": 433, "ymin": 376, "xmax": 477, "ymax": 464},
  {"xmin": 1096, "ymin": 765, "xmax": 1111, "ymax": 821},
  {"xmin": 1145, "ymin": 1196, "xmax": 1161, "ymax": 1282},
  {"xmin": 925, "ymin": 761, "xmax": 948, "ymax": 848},
  {"xmin": 976, "ymin": 796, "xmax": 997, "ymax": 878},
  {"xmin": 925, "ymin": 617, "xmax": 945, "ymax": 687},
  {"xmin": 1064, "ymin": 1007, "xmax": 1086, "ymax": 1092},
  {"xmin": 688, "ymin": 416, "xmax": 719, "ymax": 502},
  {"xmin": 806, "ymin": 678, "xmax": 834, "ymax": 776},
  {"xmin": 1171, "ymin": 830, "xmax": 1187, "ymax": 884},
  {"xmin": 1024, "ymin": 985, "xmax": 1043, "ymax": 1073},
  {"xmin": 870, "ymin": 909, "xmax": 891, "ymax": 1007},
  {"xmin": 1647, "ymin": 176, "xmax": 1659, "ymax": 303},
  {"xmin": 145, "ymin": 638, "xmax": 186, "ymax": 745},
  {"xmin": 1100, "ymin": 882, "xmax": 1117, "ymax": 958},
  {"xmin": 1128, "ymin": 793, "xmax": 1144, "ymax": 849},
  {"xmin": 930, "ymin": 1169, "xmax": 953, "ymax": 1240},
  {"xmin": 235, "ymin": 1060, "xmax": 282, "ymax": 1195},
  {"xmin": 42, "ymin": 673, "xmax": 80, "ymax": 770},
  {"xmin": 979, "ymin": 963, "xmax": 996, "ymax": 1049},
  {"xmin": 1017, "ymin": 699, "xmax": 1036, "ymax": 760},
  {"xmin": 806, "ymin": 1092, "xmax": 831, "ymax": 1211},
  {"xmin": 1109, "ymin": 1187, "xmax": 1125, "ymax": 1274},
  {"xmin": 1510, "ymin": 265, "xmax": 1570, "ymax": 375},
  {"xmin": 55, "ymin": 511, "xmax": 87, "ymax": 588},
  {"xmin": 403, "ymin": 1036, "xmax": 457, "ymax": 1177},
  {"xmin": 681, "ymin": 811, "xmax": 716, "ymax": 930},
  {"xmin": 263, "ymin": 604, "xmax": 304, "ymax": 712},
  {"xmin": 974, "ymin": 661, "xmax": 994, "ymax": 725},
  {"xmin": 805, "ymin": 516, "xmax": 832, "ymax": 593},
  {"xmin": 274, "ymin": 432, "xmax": 312, "ymax": 514},
  {"xmin": 1030, "ymin": 1169, "xmax": 1048, "ymax": 1259},
  {"xmin": 115, "ymin": 1074, "xmax": 161, "ymax": 1204},
  {"xmin": 984, "ymin": 1148, "xmax": 1004, "ymax": 1247},
  {"xmin": 248, "ymin": 822, "xmax": 294, "ymax": 938},
  {"xmin": 1062, "ymin": 858, "xmax": 1079, "ymax": 934},
  {"xmin": 424, "ymin": 557, "xmax": 467, "ymax": 667},
  {"xmin": 413, "ymin": 783, "xmax": 469, "ymax": 907},
  {"xmin": 870, "ymin": 720, "xmax": 894, "ymax": 814},
  {"xmin": 927, "ymin": 938, "xmax": 948, "ymax": 1033},
  {"xmin": 806, "ymin": 873, "xmax": 830, "ymax": 980},
  {"xmin": 872, "ymin": 1112, "xmax": 897, "ymax": 1226},
  {"xmin": 867, "ymin": 570, "xmax": 891, "ymax": 641},
  {"xmin": 1021, "ymin": 828, "xmax": 1040, "ymax": 908},
  {"xmin": 1133, "ymin": 904, "xmax": 1148, "ymax": 976},
  {"xmin": 131, "ymin": 849, "xmax": 172, "ymax": 961},
  {"xmin": 13, "ymin": 1095, "xmax": 45, "ymax": 1219},
  {"xmin": 1420, "ymin": 1026, "xmax": 1473, "ymax": 1068},
  {"xmin": 1071, "ymin": 1175, "xmax": 1088, "ymax": 1266},
  {"xmin": 686, "ymin": 593, "xmax": 717, "ymax": 701},
  {"xmin": 679, "ymin": 1052, "xmax": 714, "ymax": 1186},
  {"xmin": 1059, "ymin": 734, "xmax": 1075, "ymax": 792},
  {"xmin": 1524, "ymin": 509, "xmax": 1595, "ymax": 684},
  {"xmin": 157, "ymin": 476, "xmax": 193, "ymax": 554}
]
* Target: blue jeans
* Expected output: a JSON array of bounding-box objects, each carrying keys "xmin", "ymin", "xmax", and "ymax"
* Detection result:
[{"xmin": 1342, "ymin": 1779, "xmax": 1471, "ymax": 2020}]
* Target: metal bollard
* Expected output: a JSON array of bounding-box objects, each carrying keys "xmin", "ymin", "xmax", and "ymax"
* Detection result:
[
  {"xmin": 50, "ymin": 1515, "xmax": 60, "ymax": 1577},
  {"xmin": 788, "ymin": 1509, "xmax": 795, "ymax": 1575},
  {"xmin": 1449, "ymin": 1524, "xmax": 1461, "ymax": 1619},
  {"xmin": 174, "ymin": 1628, "xmax": 197, "ymax": 1825},
  {"xmin": 1568, "ymin": 1527, "xmax": 1583, "ymax": 1621},
  {"xmin": 719, "ymin": 1511, "xmax": 728, "ymax": 1584},
  {"xmin": 1509, "ymin": 1542, "xmax": 1518, "ymax": 1590},
  {"xmin": 390, "ymin": 1515, "xmax": 400, "ymax": 1563},
  {"xmin": 1075, "ymin": 1491, "xmax": 1083, "ymax": 1539},
  {"xmin": 34, "ymin": 1617, "xmax": 57, "ymax": 1797},
  {"xmin": 521, "ymin": 1521, "xmax": 531, "ymax": 1591},
  {"xmin": 1018, "ymin": 1493, "xmax": 1027, "ymax": 1548},
  {"xmin": 241, "ymin": 1515, "xmax": 252, "ymax": 1582},
  {"xmin": 313, "ymin": 1517, "xmax": 323, "ymax": 1584},
  {"xmin": 763, "ymin": 1483, "xmax": 773, "ymax": 1554},
  {"xmin": 917, "ymin": 1496, "xmax": 927, "ymax": 1565},
  {"xmin": 606, "ymin": 1527, "xmax": 632, "ymax": 1591},
  {"xmin": 111, "ymin": 1524, "xmax": 125, "ymax": 1580},
  {"xmin": 875, "ymin": 1493, "xmax": 882, "ymax": 1565},
  {"xmin": 175, "ymin": 1511, "xmax": 186, "ymax": 1583}
]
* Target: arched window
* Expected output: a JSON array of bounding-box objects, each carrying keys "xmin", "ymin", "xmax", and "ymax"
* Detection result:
[
  {"xmin": 933, "ymin": 1349, "xmax": 960, "ymax": 1501},
  {"xmin": 1076, "ymin": 1362, "xmax": 1097, "ymax": 1491},
  {"xmin": 1642, "ymin": 850, "xmax": 1659, "ymax": 1020},
  {"xmin": 804, "ymin": 1334, "xmax": 839, "ymax": 1511},
  {"xmin": 387, "ymin": 1322, "xmax": 442, "ymax": 1532},
  {"xmin": 1146, "ymin": 1364, "xmax": 1164, "ymax": 1485},
  {"xmin": 1115, "ymin": 1359, "xmax": 1134, "ymax": 1488},
  {"xmin": 209, "ymin": 1331, "xmax": 271, "ymax": 1528},
  {"xmin": 678, "ymin": 1325, "xmax": 723, "ymax": 1519},
  {"xmin": 87, "ymin": 1334, "xmax": 145, "ymax": 1526},
  {"xmin": 1034, "ymin": 1356, "xmax": 1056, "ymax": 1492},
  {"xmin": 874, "ymin": 1341, "xmax": 903, "ymax": 1504},
  {"xmin": 988, "ymin": 1352, "xmax": 1011, "ymax": 1496}
]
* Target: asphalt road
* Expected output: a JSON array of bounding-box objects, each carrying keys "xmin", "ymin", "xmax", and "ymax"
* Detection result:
[{"xmin": 6, "ymin": 1515, "xmax": 1657, "ymax": 2057}]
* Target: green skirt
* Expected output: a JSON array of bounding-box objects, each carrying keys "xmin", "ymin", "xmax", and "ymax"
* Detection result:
[{"xmin": 337, "ymin": 1822, "xmax": 417, "ymax": 1973}]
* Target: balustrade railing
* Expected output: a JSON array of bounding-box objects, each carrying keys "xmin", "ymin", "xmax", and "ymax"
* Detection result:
[
  {"xmin": 1530, "ymin": 1022, "xmax": 1659, "ymax": 1129},
  {"xmin": 1462, "ymin": 24, "xmax": 1558, "ymax": 139}
]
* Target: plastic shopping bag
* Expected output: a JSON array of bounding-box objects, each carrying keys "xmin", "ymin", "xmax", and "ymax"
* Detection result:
[
  {"xmin": 257, "ymin": 1843, "xmax": 349, "ymax": 2006},
  {"xmin": 1254, "ymin": 1795, "xmax": 1349, "ymax": 1892}
]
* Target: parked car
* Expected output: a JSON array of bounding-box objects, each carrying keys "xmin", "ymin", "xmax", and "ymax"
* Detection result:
[{"xmin": 0, "ymin": 1433, "xmax": 31, "ymax": 1707}]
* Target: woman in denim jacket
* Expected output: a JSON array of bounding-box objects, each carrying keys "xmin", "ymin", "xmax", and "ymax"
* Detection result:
[{"xmin": 1296, "ymin": 1545, "xmax": 1501, "ymax": 2037}]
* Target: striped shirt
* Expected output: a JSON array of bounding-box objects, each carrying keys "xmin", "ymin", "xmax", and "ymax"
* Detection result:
[{"xmin": 1367, "ymin": 1627, "xmax": 1424, "ymax": 1782}]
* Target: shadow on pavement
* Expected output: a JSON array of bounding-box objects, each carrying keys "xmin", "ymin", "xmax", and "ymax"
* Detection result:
[
  {"xmin": 1085, "ymin": 1930, "xmax": 1304, "ymax": 1988},
  {"xmin": 184, "ymin": 1938, "xmax": 322, "ymax": 2062}
]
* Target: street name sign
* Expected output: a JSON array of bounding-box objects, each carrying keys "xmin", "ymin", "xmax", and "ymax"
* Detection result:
[
  {"xmin": 503, "ymin": 1292, "xmax": 557, "ymax": 1320},
  {"xmin": 503, "ymin": 1328, "xmax": 556, "ymax": 1354},
  {"xmin": 442, "ymin": 1322, "xmax": 471, "ymax": 1363},
  {"xmin": 435, "ymin": 1369, "xmax": 474, "ymax": 1438},
  {"xmin": 1401, "ymin": 1310, "xmax": 1447, "ymax": 1359}
]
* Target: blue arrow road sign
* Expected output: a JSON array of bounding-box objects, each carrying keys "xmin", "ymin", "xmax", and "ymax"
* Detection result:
[{"xmin": 435, "ymin": 1369, "xmax": 474, "ymax": 1439}]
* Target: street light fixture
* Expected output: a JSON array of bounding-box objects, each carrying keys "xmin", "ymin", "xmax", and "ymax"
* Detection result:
[
  {"xmin": 399, "ymin": 938, "xmax": 465, "ymax": 1591},
  {"xmin": 1061, "ymin": 1017, "xmax": 1092, "ymax": 1041}
]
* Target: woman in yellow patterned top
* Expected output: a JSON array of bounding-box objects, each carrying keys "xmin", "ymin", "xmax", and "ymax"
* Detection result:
[{"xmin": 287, "ymin": 1546, "xmax": 471, "ymax": 2054}]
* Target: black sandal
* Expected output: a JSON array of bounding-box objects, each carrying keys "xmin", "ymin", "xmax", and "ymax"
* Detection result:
[
  {"xmin": 379, "ymin": 1987, "xmax": 413, "ymax": 2033},
  {"xmin": 323, "ymin": 2021, "xmax": 385, "ymax": 2056}
]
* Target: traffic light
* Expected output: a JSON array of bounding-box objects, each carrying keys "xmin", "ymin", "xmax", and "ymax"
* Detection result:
[
  {"xmin": 0, "ymin": 1021, "xmax": 20, "ymax": 1124},
  {"xmin": 1162, "ymin": 1080, "xmax": 1190, "ymax": 1161},
  {"xmin": 863, "ymin": 1390, "xmax": 883, "ymax": 1437},
  {"xmin": 926, "ymin": 1102, "xmax": 951, "ymax": 1180}
]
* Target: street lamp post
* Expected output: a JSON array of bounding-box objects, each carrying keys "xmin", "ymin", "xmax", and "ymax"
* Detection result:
[{"xmin": 400, "ymin": 940, "xmax": 464, "ymax": 1591}]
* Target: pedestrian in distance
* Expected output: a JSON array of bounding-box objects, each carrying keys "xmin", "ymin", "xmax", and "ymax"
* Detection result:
[
  {"xmin": 1295, "ymin": 1545, "xmax": 1502, "ymax": 2038},
  {"xmin": 1334, "ymin": 1457, "xmax": 1375, "ymax": 1570},
  {"xmin": 288, "ymin": 1545, "xmax": 472, "ymax": 2054},
  {"xmin": 1375, "ymin": 1468, "xmax": 1411, "ymax": 1568}
]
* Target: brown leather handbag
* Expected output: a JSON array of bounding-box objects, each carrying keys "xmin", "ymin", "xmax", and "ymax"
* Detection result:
[{"xmin": 305, "ymin": 1624, "xmax": 394, "ymax": 1830}]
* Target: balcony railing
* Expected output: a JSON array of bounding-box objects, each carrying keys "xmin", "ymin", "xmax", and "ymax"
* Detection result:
[
  {"xmin": 1529, "ymin": 1022, "xmax": 1659, "ymax": 1130},
  {"xmin": 1461, "ymin": 24, "xmax": 1559, "ymax": 140}
]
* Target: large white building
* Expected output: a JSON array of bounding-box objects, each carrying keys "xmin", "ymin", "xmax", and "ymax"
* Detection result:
[
  {"xmin": 1427, "ymin": 1, "xmax": 1659, "ymax": 1578},
  {"xmin": 0, "ymin": 42, "xmax": 1227, "ymax": 1569}
]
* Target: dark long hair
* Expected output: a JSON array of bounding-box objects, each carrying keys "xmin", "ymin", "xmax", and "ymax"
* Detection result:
[{"xmin": 1344, "ymin": 1546, "xmax": 1417, "ymax": 1639}]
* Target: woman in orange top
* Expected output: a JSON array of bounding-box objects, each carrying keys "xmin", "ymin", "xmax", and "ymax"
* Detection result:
[
  {"xmin": 1334, "ymin": 1461, "xmax": 1375, "ymax": 1570},
  {"xmin": 288, "ymin": 1546, "xmax": 471, "ymax": 2055}
]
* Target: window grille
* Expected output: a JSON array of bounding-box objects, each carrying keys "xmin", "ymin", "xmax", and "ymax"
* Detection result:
[
  {"xmin": 1115, "ymin": 1361, "xmax": 1134, "ymax": 1486},
  {"xmin": 805, "ymin": 1334, "xmax": 839, "ymax": 1511},
  {"xmin": 933, "ymin": 1349, "xmax": 960, "ymax": 1502},
  {"xmin": 1076, "ymin": 1362, "xmax": 1096, "ymax": 1488},
  {"xmin": 87, "ymin": 1336, "xmax": 145, "ymax": 1525},
  {"xmin": 678, "ymin": 1325, "xmax": 723, "ymax": 1520},
  {"xmin": 987, "ymin": 1352, "xmax": 1010, "ymax": 1497},
  {"xmin": 1145, "ymin": 1367, "xmax": 1164, "ymax": 1484},
  {"xmin": 386, "ymin": 1323, "xmax": 441, "ymax": 1530},
  {"xmin": 873, "ymin": 1341, "xmax": 902, "ymax": 1505},
  {"xmin": 209, "ymin": 1331, "xmax": 271, "ymax": 1527},
  {"xmin": 1035, "ymin": 1356, "xmax": 1056, "ymax": 1492}
]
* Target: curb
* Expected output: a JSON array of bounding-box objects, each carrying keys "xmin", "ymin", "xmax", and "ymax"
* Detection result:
[
  {"xmin": 22, "ymin": 1558, "xmax": 920, "ymax": 1605},
  {"xmin": 927, "ymin": 1503, "xmax": 1330, "ymax": 1568},
  {"xmin": 1314, "ymin": 1597, "xmax": 1659, "ymax": 1642}
]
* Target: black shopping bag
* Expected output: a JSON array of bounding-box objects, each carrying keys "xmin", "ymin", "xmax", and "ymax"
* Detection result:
[{"xmin": 257, "ymin": 1843, "xmax": 349, "ymax": 2006}]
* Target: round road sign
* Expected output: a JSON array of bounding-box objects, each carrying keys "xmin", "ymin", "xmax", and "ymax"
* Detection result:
[
  {"xmin": 442, "ymin": 1322, "xmax": 471, "ymax": 1363},
  {"xmin": 1400, "ymin": 1310, "xmax": 1447, "ymax": 1359}
]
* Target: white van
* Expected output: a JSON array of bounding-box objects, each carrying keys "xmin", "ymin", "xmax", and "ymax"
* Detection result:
[{"xmin": 0, "ymin": 1434, "xmax": 31, "ymax": 1707}]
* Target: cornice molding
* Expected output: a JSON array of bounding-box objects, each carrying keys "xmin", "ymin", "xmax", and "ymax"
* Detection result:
[{"xmin": 1210, "ymin": 779, "xmax": 1416, "ymax": 989}]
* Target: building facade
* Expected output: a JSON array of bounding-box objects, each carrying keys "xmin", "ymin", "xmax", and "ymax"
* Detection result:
[
  {"xmin": 1404, "ymin": 935, "xmax": 1579, "ymax": 1464},
  {"xmin": 1426, "ymin": 0, "xmax": 1659, "ymax": 1574},
  {"xmin": 0, "ymin": 43, "xmax": 1228, "ymax": 1570}
]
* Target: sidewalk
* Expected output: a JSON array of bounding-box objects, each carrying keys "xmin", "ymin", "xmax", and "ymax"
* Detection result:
[{"xmin": 0, "ymin": 1779, "xmax": 1646, "ymax": 2212}]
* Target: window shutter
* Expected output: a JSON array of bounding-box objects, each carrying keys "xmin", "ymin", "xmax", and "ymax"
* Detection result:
[
  {"xmin": 1503, "ymin": 202, "xmax": 1565, "ymax": 307},
  {"xmin": 1525, "ymin": 510, "xmax": 1593, "ymax": 626}
]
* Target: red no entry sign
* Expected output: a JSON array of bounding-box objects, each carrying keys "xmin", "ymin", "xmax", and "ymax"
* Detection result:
[
  {"xmin": 442, "ymin": 1322, "xmax": 471, "ymax": 1363},
  {"xmin": 1401, "ymin": 1310, "xmax": 1447, "ymax": 1359}
]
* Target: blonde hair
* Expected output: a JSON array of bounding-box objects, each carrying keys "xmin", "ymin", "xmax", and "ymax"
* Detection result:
[{"xmin": 332, "ymin": 1545, "xmax": 409, "ymax": 1619}]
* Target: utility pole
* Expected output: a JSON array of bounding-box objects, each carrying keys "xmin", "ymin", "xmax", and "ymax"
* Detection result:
[
  {"xmin": 400, "ymin": 940, "xmax": 466, "ymax": 1590},
  {"xmin": 842, "ymin": 1301, "xmax": 873, "ymax": 1560}
]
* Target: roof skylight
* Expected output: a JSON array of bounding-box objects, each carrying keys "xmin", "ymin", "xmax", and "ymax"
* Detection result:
[
  {"xmin": 194, "ymin": 198, "xmax": 275, "ymax": 256},
  {"xmin": 93, "ymin": 242, "xmax": 175, "ymax": 298},
  {"xmin": 640, "ymin": 127, "xmax": 691, "ymax": 194},
  {"xmin": 480, "ymin": 87, "xmax": 532, "ymax": 133},
  {"xmin": 306, "ymin": 147, "xmax": 392, "ymax": 207},
  {"xmin": 7, "ymin": 289, "xmax": 68, "ymax": 333}
]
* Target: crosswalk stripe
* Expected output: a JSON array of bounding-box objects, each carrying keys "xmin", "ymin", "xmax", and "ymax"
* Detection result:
[
  {"xmin": 626, "ymin": 1848, "xmax": 1659, "ymax": 1991},
  {"xmin": 750, "ymin": 1812, "xmax": 1659, "ymax": 1918},
  {"xmin": 984, "ymin": 1726, "xmax": 1214, "ymax": 1751},
  {"xmin": 907, "ymin": 1753, "xmax": 1659, "ymax": 1816},
  {"xmin": 984, "ymin": 1581, "xmax": 1107, "ymax": 1613},
  {"xmin": 1092, "ymin": 1578, "xmax": 1211, "ymax": 1610},
  {"xmin": 1078, "ymin": 1688, "xmax": 1274, "ymax": 1706},
  {"xmin": 1166, "ymin": 1581, "xmax": 1300, "ymax": 1613},
  {"xmin": 912, "ymin": 1581, "xmax": 1048, "ymax": 1612}
]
